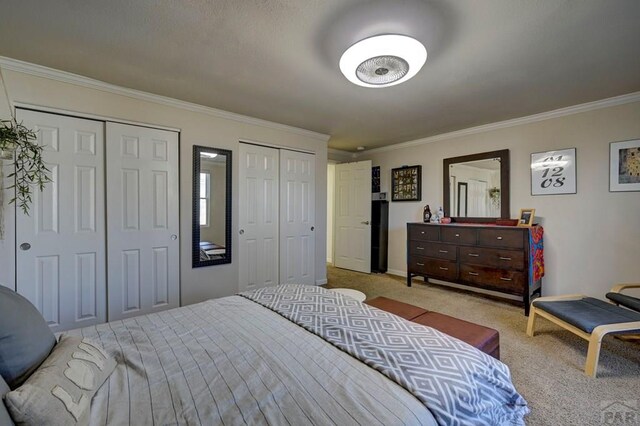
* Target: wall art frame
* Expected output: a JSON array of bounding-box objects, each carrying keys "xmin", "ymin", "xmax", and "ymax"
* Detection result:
[
  {"xmin": 610, "ymin": 139, "xmax": 640, "ymax": 192},
  {"xmin": 391, "ymin": 165, "xmax": 421, "ymax": 202},
  {"xmin": 531, "ymin": 148, "xmax": 577, "ymax": 195}
]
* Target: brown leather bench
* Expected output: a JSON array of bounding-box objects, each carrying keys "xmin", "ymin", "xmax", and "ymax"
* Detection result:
[{"xmin": 366, "ymin": 297, "xmax": 500, "ymax": 359}]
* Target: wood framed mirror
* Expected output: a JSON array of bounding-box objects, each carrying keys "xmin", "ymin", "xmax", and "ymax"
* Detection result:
[
  {"xmin": 443, "ymin": 149, "xmax": 510, "ymax": 222},
  {"xmin": 192, "ymin": 145, "xmax": 232, "ymax": 267}
]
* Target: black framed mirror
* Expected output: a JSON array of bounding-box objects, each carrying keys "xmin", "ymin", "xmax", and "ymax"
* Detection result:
[
  {"xmin": 192, "ymin": 145, "xmax": 232, "ymax": 267},
  {"xmin": 443, "ymin": 149, "xmax": 510, "ymax": 222}
]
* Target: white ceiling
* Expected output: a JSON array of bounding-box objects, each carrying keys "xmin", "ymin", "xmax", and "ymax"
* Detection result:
[{"xmin": 1, "ymin": 0, "xmax": 639, "ymax": 152}]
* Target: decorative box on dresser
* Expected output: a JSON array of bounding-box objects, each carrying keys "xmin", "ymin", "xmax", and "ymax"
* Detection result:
[{"xmin": 406, "ymin": 223, "xmax": 543, "ymax": 315}]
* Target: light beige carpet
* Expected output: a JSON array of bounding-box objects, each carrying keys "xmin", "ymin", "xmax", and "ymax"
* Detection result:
[{"xmin": 326, "ymin": 266, "xmax": 640, "ymax": 426}]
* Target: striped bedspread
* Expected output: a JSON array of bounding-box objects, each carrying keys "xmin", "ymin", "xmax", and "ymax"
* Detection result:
[
  {"xmin": 241, "ymin": 285, "xmax": 529, "ymax": 426},
  {"xmin": 67, "ymin": 294, "xmax": 437, "ymax": 425}
]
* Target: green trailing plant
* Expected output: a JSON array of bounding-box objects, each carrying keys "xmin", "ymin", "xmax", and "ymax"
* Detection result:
[{"xmin": 0, "ymin": 118, "xmax": 51, "ymax": 215}]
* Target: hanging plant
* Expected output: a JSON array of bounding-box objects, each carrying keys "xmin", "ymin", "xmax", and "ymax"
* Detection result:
[
  {"xmin": 0, "ymin": 118, "xmax": 51, "ymax": 215},
  {"xmin": 488, "ymin": 186, "xmax": 501, "ymax": 207}
]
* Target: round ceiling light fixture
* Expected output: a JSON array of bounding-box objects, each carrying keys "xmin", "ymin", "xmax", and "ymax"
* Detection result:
[{"xmin": 339, "ymin": 34, "xmax": 427, "ymax": 88}]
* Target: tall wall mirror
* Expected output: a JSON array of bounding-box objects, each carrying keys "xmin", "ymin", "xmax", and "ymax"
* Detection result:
[
  {"xmin": 192, "ymin": 145, "xmax": 232, "ymax": 267},
  {"xmin": 443, "ymin": 149, "xmax": 510, "ymax": 221}
]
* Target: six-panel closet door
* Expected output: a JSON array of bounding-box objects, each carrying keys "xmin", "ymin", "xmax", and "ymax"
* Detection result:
[
  {"xmin": 238, "ymin": 143, "xmax": 280, "ymax": 291},
  {"xmin": 106, "ymin": 123, "xmax": 180, "ymax": 321},
  {"xmin": 279, "ymin": 150, "xmax": 315, "ymax": 285},
  {"xmin": 16, "ymin": 110, "xmax": 107, "ymax": 332},
  {"xmin": 238, "ymin": 143, "xmax": 316, "ymax": 291}
]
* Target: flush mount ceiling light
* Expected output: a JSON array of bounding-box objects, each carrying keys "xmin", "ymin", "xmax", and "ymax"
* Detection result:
[{"xmin": 339, "ymin": 34, "xmax": 427, "ymax": 88}]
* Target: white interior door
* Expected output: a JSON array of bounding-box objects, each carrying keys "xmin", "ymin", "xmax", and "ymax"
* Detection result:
[
  {"xmin": 334, "ymin": 160, "xmax": 372, "ymax": 273},
  {"xmin": 106, "ymin": 123, "xmax": 179, "ymax": 321},
  {"xmin": 16, "ymin": 109, "xmax": 106, "ymax": 332},
  {"xmin": 280, "ymin": 150, "xmax": 315, "ymax": 285},
  {"xmin": 238, "ymin": 143, "xmax": 279, "ymax": 291}
]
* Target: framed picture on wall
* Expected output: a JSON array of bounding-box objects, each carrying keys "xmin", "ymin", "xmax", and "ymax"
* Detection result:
[
  {"xmin": 610, "ymin": 139, "xmax": 640, "ymax": 192},
  {"xmin": 391, "ymin": 165, "xmax": 421, "ymax": 201},
  {"xmin": 530, "ymin": 148, "xmax": 577, "ymax": 195}
]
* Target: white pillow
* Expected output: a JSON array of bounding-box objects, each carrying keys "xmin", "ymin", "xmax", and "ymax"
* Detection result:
[{"xmin": 5, "ymin": 336, "xmax": 116, "ymax": 426}]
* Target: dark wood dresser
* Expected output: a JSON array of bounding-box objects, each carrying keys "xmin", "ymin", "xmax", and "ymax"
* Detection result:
[{"xmin": 406, "ymin": 223, "xmax": 543, "ymax": 315}]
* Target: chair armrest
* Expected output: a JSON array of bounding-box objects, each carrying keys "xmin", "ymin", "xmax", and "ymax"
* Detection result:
[
  {"xmin": 532, "ymin": 294, "xmax": 584, "ymax": 304},
  {"xmin": 610, "ymin": 284, "xmax": 640, "ymax": 294},
  {"xmin": 592, "ymin": 321, "xmax": 640, "ymax": 340}
]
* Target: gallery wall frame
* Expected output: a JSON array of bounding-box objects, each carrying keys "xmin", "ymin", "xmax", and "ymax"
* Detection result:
[{"xmin": 391, "ymin": 165, "xmax": 421, "ymax": 201}]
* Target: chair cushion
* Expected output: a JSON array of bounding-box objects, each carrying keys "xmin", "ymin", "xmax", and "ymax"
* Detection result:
[
  {"xmin": 533, "ymin": 297, "xmax": 640, "ymax": 333},
  {"xmin": 0, "ymin": 286, "xmax": 57, "ymax": 388},
  {"xmin": 606, "ymin": 292, "xmax": 640, "ymax": 313}
]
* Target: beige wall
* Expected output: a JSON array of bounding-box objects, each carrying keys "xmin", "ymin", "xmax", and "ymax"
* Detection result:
[
  {"xmin": 359, "ymin": 101, "xmax": 640, "ymax": 297},
  {"xmin": 0, "ymin": 66, "xmax": 328, "ymax": 305}
]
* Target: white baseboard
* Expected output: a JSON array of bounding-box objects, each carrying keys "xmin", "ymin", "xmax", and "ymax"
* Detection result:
[
  {"xmin": 386, "ymin": 268, "xmax": 407, "ymax": 277},
  {"xmin": 315, "ymin": 278, "xmax": 328, "ymax": 285}
]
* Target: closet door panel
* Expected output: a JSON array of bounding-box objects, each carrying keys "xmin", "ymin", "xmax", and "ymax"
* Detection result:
[
  {"xmin": 106, "ymin": 123, "xmax": 179, "ymax": 321},
  {"xmin": 279, "ymin": 150, "xmax": 315, "ymax": 285},
  {"xmin": 238, "ymin": 143, "xmax": 279, "ymax": 291},
  {"xmin": 16, "ymin": 110, "xmax": 106, "ymax": 332}
]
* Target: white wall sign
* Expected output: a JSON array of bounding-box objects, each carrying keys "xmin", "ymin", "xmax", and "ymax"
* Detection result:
[{"xmin": 531, "ymin": 148, "xmax": 577, "ymax": 195}]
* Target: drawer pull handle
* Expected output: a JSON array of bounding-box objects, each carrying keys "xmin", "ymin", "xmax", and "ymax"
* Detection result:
[
  {"xmin": 421, "ymin": 231, "xmax": 425, "ymax": 234},
  {"xmin": 455, "ymin": 233, "xmax": 460, "ymax": 237},
  {"xmin": 500, "ymin": 277, "xmax": 513, "ymax": 281},
  {"xmin": 468, "ymin": 253, "xmax": 480, "ymax": 257},
  {"xmin": 417, "ymin": 262, "xmax": 424, "ymax": 266},
  {"xmin": 499, "ymin": 256, "xmax": 512, "ymax": 261},
  {"xmin": 496, "ymin": 236, "xmax": 503, "ymax": 240},
  {"xmin": 439, "ymin": 267, "xmax": 449, "ymax": 271},
  {"xmin": 468, "ymin": 272, "xmax": 479, "ymax": 276},
  {"xmin": 416, "ymin": 247, "xmax": 424, "ymax": 250},
  {"xmin": 438, "ymin": 250, "xmax": 448, "ymax": 253}
]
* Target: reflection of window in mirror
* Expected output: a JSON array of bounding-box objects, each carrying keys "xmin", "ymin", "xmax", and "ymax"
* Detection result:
[{"xmin": 199, "ymin": 172, "xmax": 210, "ymax": 226}]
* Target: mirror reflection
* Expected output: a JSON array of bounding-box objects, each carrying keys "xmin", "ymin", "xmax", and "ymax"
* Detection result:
[
  {"xmin": 193, "ymin": 146, "xmax": 232, "ymax": 267},
  {"xmin": 448, "ymin": 158, "xmax": 502, "ymax": 217}
]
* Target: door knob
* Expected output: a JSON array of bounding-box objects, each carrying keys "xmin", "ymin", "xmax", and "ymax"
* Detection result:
[
  {"xmin": 311, "ymin": 226, "xmax": 315, "ymax": 231},
  {"xmin": 361, "ymin": 221, "xmax": 370, "ymax": 225},
  {"xmin": 170, "ymin": 234, "xmax": 178, "ymax": 241},
  {"xmin": 239, "ymin": 229, "xmax": 244, "ymax": 235},
  {"xmin": 19, "ymin": 243, "xmax": 31, "ymax": 251}
]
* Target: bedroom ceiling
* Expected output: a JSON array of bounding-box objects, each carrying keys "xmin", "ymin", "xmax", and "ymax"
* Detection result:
[{"xmin": 0, "ymin": 0, "xmax": 639, "ymax": 152}]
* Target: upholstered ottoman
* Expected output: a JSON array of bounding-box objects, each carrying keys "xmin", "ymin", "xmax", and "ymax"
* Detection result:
[{"xmin": 366, "ymin": 297, "xmax": 500, "ymax": 359}]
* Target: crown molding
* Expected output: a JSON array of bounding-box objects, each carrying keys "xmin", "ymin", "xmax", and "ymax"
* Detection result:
[
  {"xmin": 328, "ymin": 148, "xmax": 357, "ymax": 161},
  {"xmin": 0, "ymin": 56, "xmax": 331, "ymax": 142},
  {"xmin": 361, "ymin": 91, "xmax": 640, "ymax": 156}
]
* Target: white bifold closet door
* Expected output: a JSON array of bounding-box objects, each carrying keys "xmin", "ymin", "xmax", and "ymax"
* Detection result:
[
  {"xmin": 238, "ymin": 143, "xmax": 315, "ymax": 291},
  {"xmin": 106, "ymin": 123, "xmax": 180, "ymax": 321},
  {"xmin": 279, "ymin": 150, "xmax": 315, "ymax": 285},
  {"xmin": 15, "ymin": 111, "xmax": 179, "ymax": 331},
  {"xmin": 16, "ymin": 110, "xmax": 107, "ymax": 332}
]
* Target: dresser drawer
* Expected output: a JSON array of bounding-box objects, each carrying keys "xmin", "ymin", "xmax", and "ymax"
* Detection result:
[
  {"xmin": 441, "ymin": 227, "xmax": 477, "ymax": 245},
  {"xmin": 459, "ymin": 264, "xmax": 525, "ymax": 294},
  {"xmin": 477, "ymin": 228, "xmax": 524, "ymax": 249},
  {"xmin": 408, "ymin": 224, "xmax": 439, "ymax": 242},
  {"xmin": 424, "ymin": 259, "xmax": 458, "ymax": 281},
  {"xmin": 459, "ymin": 247, "xmax": 524, "ymax": 270},
  {"xmin": 409, "ymin": 241, "xmax": 457, "ymax": 260}
]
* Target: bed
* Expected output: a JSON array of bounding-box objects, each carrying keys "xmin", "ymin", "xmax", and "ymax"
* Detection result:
[{"xmin": 1, "ymin": 284, "xmax": 528, "ymax": 425}]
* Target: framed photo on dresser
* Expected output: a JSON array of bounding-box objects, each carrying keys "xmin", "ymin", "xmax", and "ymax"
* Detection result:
[
  {"xmin": 391, "ymin": 165, "xmax": 421, "ymax": 201},
  {"xmin": 530, "ymin": 148, "xmax": 577, "ymax": 195}
]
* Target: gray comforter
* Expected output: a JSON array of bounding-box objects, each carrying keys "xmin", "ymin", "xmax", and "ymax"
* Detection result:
[
  {"xmin": 68, "ymin": 293, "xmax": 437, "ymax": 425},
  {"xmin": 241, "ymin": 285, "xmax": 529, "ymax": 425}
]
